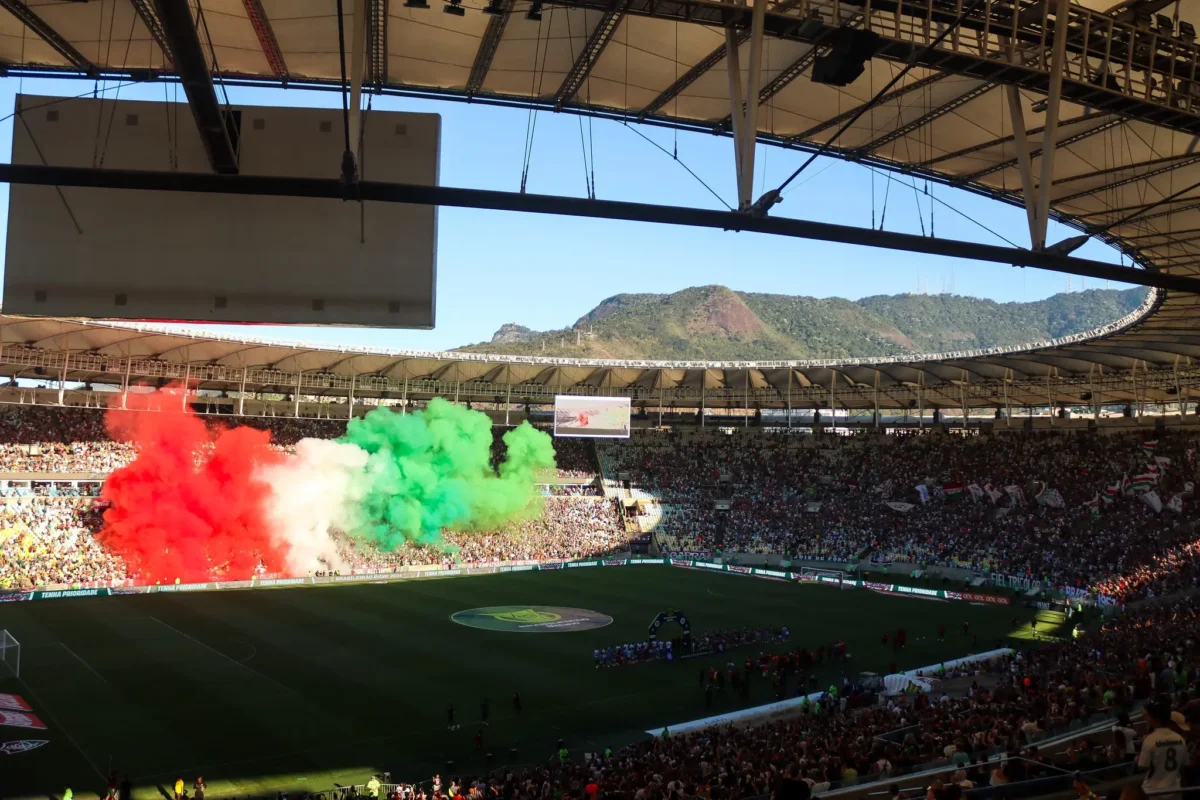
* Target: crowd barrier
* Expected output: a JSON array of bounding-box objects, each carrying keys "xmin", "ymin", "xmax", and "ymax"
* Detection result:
[
  {"xmin": 643, "ymin": 647, "xmax": 1013, "ymax": 738},
  {"xmin": 0, "ymin": 557, "xmax": 1015, "ymax": 605}
]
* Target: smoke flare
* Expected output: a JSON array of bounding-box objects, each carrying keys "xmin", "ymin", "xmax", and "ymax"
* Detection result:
[{"xmin": 98, "ymin": 390, "xmax": 557, "ymax": 580}]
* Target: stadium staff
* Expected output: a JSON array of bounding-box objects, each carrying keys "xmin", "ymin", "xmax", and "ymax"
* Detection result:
[{"xmin": 367, "ymin": 776, "xmax": 382, "ymax": 798}]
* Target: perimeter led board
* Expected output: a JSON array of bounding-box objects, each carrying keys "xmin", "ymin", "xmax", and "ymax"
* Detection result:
[
  {"xmin": 554, "ymin": 396, "xmax": 632, "ymax": 438},
  {"xmin": 4, "ymin": 95, "xmax": 438, "ymax": 327}
]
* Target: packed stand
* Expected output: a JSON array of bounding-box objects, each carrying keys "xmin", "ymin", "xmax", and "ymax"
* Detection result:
[
  {"xmin": 0, "ymin": 498, "xmax": 124, "ymax": 589},
  {"xmin": 600, "ymin": 429, "xmax": 1200, "ymax": 602},
  {"xmin": 326, "ymin": 497, "xmax": 630, "ymax": 572}
]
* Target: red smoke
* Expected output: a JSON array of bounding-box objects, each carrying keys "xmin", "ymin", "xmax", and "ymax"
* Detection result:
[{"xmin": 99, "ymin": 387, "xmax": 286, "ymax": 582}]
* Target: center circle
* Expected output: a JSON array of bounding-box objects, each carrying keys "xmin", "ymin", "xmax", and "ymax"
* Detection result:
[{"xmin": 451, "ymin": 605, "xmax": 613, "ymax": 633}]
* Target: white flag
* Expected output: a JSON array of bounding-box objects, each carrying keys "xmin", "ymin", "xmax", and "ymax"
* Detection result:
[
  {"xmin": 1167, "ymin": 494, "xmax": 1184, "ymax": 513},
  {"xmin": 916, "ymin": 485, "xmax": 929, "ymax": 505},
  {"xmin": 884, "ymin": 501, "xmax": 915, "ymax": 513},
  {"xmin": 967, "ymin": 484, "xmax": 984, "ymax": 502},
  {"xmin": 984, "ymin": 483, "xmax": 1003, "ymax": 504},
  {"xmin": 1140, "ymin": 490, "xmax": 1163, "ymax": 513}
]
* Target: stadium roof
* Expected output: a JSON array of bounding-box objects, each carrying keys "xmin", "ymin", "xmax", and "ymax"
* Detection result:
[
  {"xmin": 0, "ymin": 290, "xmax": 1194, "ymax": 409},
  {"xmin": 1, "ymin": 0, "xmax": 1200, "ymax": 408}
]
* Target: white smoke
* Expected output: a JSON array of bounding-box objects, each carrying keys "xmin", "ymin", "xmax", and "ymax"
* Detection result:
[{"xmin": 258, "ymin": 438, "xmax": 369, "ymax": 574}]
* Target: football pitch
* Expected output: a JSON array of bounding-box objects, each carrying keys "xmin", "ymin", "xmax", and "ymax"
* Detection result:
[{"xmin": 0, "ymin": 567, "xmax": 1045, "ymax": 800}]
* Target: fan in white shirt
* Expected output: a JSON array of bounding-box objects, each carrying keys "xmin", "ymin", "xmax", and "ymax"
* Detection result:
[{"xmin": 1137, "ymin": 700, "xmax": 1189, "ymax": 800}]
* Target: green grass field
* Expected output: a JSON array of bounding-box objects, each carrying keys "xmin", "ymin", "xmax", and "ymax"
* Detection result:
[{"xmin": 0, "ymin": 567, "xmax": 1048, "ymax": 800}]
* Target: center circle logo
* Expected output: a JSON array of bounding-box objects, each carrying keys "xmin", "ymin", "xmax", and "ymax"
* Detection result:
[{"xmin": 451, "ymin": 605, "xmax": 612, "ymax": 632}]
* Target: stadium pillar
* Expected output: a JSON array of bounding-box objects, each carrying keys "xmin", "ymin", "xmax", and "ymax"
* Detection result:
[
  {"xmin": 346, "ymin": 0, "xmax": 369, "ymax": 177},
  {"xmin": 349, "ymin": 373, "xmax": 356, "ymax": 420},
  {"xmin": 829, "ymin": 371, "xmax": 835, "ymax": 424},
  {"xmin": 917, "ymin": 382, "xmax": 923, "ymax": 429},
  {"xmin": 659, "ymin": 383, "xmax": 664, "ymax": 428},
  {"xmin": 294, "ymin": 371, "xmax": 302, "ymax": 417},
  {"xmin": 724, "ymin": 26, "xmax": 747, "ymax": 206},
  {"xmin": 744, "ymin": 371, "xmax": 749, "ymax": 428},
  {"xmin": 1032, "ymin": 0, "xmax": 1071, "ymax": 250},
  {"xmin": 873, "ymin": 371, "xmax": 879, "ymax": 429},
  {"xmin": 739, "ymin": 0, "xmax": 766, "ymax": 209},
  {"xmin": 402, "ymin": 377, "xmax": 408, "ymax": 415},
  {"xmin": 122, "ymin": 358, "xmax": 132, "ymax": 410},
  {"xmin": 960, "ymin": 377, "xmax": 968, "ymax": 430},
  {"xmin": 1046, "ymin": 373, "xmax": 1053, "ymax": 427},
  {"xmin": 786, "ymin": 369, "xmax": 792, "ymax": 429},
  {"xmin": 700, "ymin": 373, "xmax": 706, "ymax": 428},
  {"xmin": 238, "ymin": 366, "xmax": 247, "ymax": 416},
  {"xmin": 58, "ymin": 350, "xmax": 68, "ymax": 406},
  {"xmin": 182, "ymin": 361, "xmax": 191, "ymax": 411},
  {"xmin": 1175, "ymin": 358, "xmax": 1183, "ymax": 420},
  {"xmin": 1003, "ymin": 376, "xmax": 1011, "ymax": 428},
  {"xmin": 505, "ymin": 374, "xmax": 511, "ymax": 427}
]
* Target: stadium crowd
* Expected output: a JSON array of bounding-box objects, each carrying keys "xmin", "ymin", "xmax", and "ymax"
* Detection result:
[
  {"xmin": 1, "ymin": 403, "xmax": 1199, "ymax": 602},
  {"xmin": 600, "ymin": 428, "xmax": 1200, "ymax": 602},
  {"xmin": 0, "ymin": 498, "xmax": 124, "ymax": 589}
]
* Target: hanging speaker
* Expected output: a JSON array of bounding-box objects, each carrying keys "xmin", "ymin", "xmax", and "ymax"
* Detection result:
[{"xmin": 812, "ymin": 28, "xmax": 882, "ymax": 87}]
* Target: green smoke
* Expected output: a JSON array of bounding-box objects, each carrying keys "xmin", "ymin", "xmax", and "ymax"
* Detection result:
[{"xmin": 338, "ymin": 398, "xmax": 557, "ymax": 549}]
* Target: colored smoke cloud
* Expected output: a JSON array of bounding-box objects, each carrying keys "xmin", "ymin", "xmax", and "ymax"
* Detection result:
[
  {"xmin": 99, "ymin": 388, "xmax": 286, "ymax": 582},
  {"xmin": 98, "ymin": 389, "xmax": 557, "ymax": 581}
]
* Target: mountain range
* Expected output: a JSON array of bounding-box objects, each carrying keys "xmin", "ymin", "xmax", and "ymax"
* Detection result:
[{"xmin": 455, "ymin": 285, "xmax": 1151, "ymax": 361}]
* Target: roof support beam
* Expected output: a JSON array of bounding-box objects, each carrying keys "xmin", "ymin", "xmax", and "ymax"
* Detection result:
[
  {"xmin": 858, "ymin": 80, "xmax": 995, "ymax": 154},
  {"xmin": 794, "ymin": 72, "xmax": 948, "ymax": 142},
  {"xmin": 1054, "ymin": 155, "xmax": 1200, "ymax": 205},
  {"xmin": 128, "ymin": 0, "xmax": 173, "ymax": 66},
  {"xmin": 366, "ymin": 0, "xmax": 388, "ymax": 88},
  {"xmin": 466, "ymin": 0, "xmax": 513, "ymax": 95},
  {"xmin": 153, "ymin": 0, "xmax": 240, "ymax": 174},
  {"xmin": 346, "ymin": 0, "xmax": 369, "ymax": 166},
  {"xmin": 724, "ymin": 16, "xmax": 863, "ymax": 134},
  {"xmin": 0, "ymin": 0, "xmax": 94, "ymax": 72},
  {"xmin": 916, "ymin": 111, "xmax": 1099, "ymax": 169},
  {"xmin": 5, "ymin": 161, "xmax": 1200, "ymax": 294},
  {"xmin": 960, "ymin": 116, "xmax": 1123, "ymax": 183},
  {"xmin": 555, "ymin": 3, "xmax": 627, "ymax": 107},
  {"xmin": 639, "ymin": 0, "xmax": 802, "ymax": 119},
  {"xmin": 241, "ymin": 0, "xmax": 289, "ymax": 80},
  {"xmin": 1031, "ymin": 0, "xmax": 1071, "ymax": 251},
  {"xmin": 1006, "ymin": 84, "xmax": 1039, "ymax": 246}
]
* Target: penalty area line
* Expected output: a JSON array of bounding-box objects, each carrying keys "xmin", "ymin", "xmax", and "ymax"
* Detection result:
[
  {"xmin": 58, "ymin": 642, "xmax": 109, "ymax": 685},
  {"xmin": 148, "ymin": 616, "xmax": 295, "ymax": 697}
]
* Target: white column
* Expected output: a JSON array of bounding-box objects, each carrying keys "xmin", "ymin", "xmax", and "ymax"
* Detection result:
[
  {"xmin": 58, "ymin": 350, "xmax": 69, "ymax": 406},
  {"xmin": 347, "ymin": 0, "xmax": 368, "ymax": 170},
  {"xmin": 1033, "ymin": 0, "xmax": 1072, "ymax": 249},
  {"xmin": 182, "ymin": 362, "xmax": 191, "ymax": 411},
  {"xmin": 122, "ymin": 357, "xmax": 132, "ymax": 410},
  {"xmin": 739, "ymin": 0, "xmax": 767, "ymax": 208},
  {"xmin": 237, "ymin": 366, "xmax": 247, "ymax": 416},
  {"xmin": 294, "ymin": 371, "xmax": 303, "ymax": 418}
]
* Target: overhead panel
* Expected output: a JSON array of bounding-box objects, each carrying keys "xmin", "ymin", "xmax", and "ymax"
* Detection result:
[{"xmin": 4, "ymin": 95, "xmax": 439, "ymax": 327}]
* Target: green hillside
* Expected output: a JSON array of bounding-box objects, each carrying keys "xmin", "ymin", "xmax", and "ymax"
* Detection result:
[{"xmin": 457, "ymin": 285, "xmax": 1150, "ymax": 361}]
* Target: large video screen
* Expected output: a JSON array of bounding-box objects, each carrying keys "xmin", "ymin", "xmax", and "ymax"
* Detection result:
[{"xmin": 554, "ymin": 396, "xmax": 632, "ymax": 438}]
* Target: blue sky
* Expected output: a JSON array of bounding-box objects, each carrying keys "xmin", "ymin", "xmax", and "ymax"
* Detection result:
[{"xmin": 0, "ymin": 76, "xmax": 1132, "ymax": 353}]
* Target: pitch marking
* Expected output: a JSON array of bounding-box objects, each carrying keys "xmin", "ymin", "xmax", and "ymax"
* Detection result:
[
  {"xmin": 58, "ymin": 642, "xmax": 108, "ymax": 685},
  {"xmin": 149, "ymin": 617, "xmax": 294, "ymax": 696}
]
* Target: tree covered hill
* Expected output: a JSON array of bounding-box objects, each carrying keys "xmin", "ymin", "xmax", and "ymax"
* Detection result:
[{"xmin": 455, "ymin": 285, "xmax": 1150, "ymax": 361}]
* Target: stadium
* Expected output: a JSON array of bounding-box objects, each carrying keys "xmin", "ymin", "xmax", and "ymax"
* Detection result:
[{"xmin": 0, "ymin": 1, "xmax": 1197, "ymax": 800}]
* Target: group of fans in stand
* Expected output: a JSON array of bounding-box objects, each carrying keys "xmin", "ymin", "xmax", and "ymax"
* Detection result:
[
  {"xmin": 1, "ymin": 404, "xmax": 1199, "ymax": 603},
  {"xmin": 600, "ymin": 428, "xmax": 1200, "ymax": 603}
]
